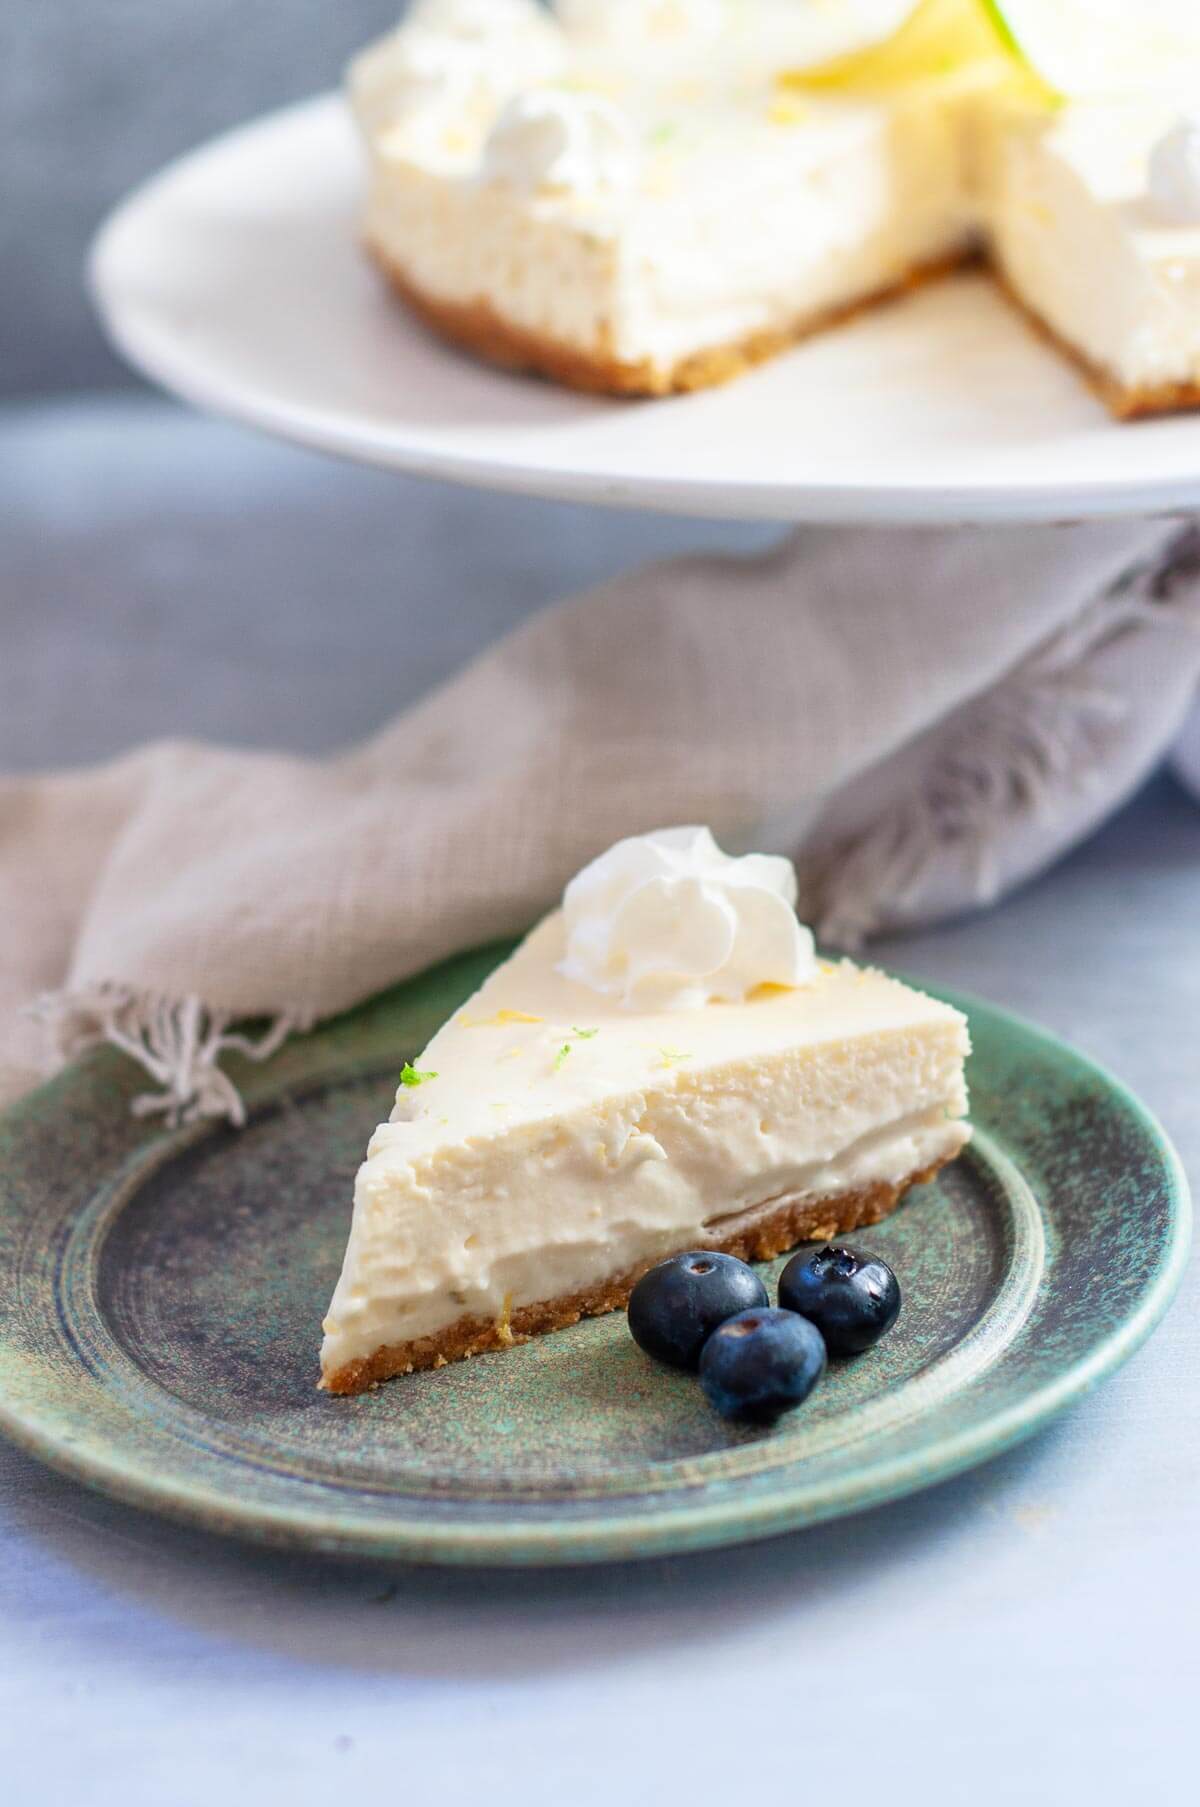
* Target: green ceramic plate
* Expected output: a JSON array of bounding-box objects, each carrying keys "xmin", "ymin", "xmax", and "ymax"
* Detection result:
[{"xmin": 0, "ymin": 945, "xmax": 1189, "ymax": 1566}]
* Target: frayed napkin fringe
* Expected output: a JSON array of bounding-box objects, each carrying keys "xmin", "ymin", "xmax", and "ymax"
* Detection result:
[
  {"xmin": 810, "ymin": 528, "xmax": 1200, "ymax": 948},
  {"xmin": 24, "ymin": 527, "xmax": 1200, "ymax": 1129},
  {"xmin": 27, "ymin": 985, "xmax": 306, "ymax": 1128}
]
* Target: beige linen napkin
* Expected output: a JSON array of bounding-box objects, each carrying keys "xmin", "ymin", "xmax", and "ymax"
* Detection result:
[{"xmin": 4, "ymin": 519, "xmax": 1199, "ymax": 1122}]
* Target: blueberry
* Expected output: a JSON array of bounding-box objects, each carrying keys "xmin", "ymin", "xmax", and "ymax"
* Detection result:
[
  {"xmin": 628, "ymin": 1250, "xmax": 769, "ymax": 1370},
  {"xmin": 778, "ymin": 1244, "xmax": 901, "ymax": 1356},
  {"xmin": 698, "ymin": 1307, "xmax": 826, "ymax": 1423}
]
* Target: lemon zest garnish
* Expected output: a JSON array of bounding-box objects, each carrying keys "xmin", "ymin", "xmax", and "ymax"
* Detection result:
[
  {"xmin": 768, "ymin": 94, "xmax": 810, "ymax": 126},
  {"xmin": 460, "ymin": 1008, "xmax": 543, "ymax": 1028}
]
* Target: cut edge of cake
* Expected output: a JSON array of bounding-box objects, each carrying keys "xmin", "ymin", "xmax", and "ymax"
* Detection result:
[
  {"xmin": 321, "ymin": 1153, "xmax": 958, "ymax": 1393},
  {"xmin": 371, "ymin": 243, "xmax": 977, "ymax": 398},
  {"xmin": 993, "ymin": 269, "xmax": 1200, "ymax": 421}
]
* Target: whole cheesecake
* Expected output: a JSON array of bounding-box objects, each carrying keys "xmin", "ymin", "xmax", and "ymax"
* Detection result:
[
  {"xmin": 320, "ymin": 829, "xmax": 970, "ymax": 1395},
  {"xmin": 347, "ymin": 0, "xmax": 1200, "ymax": 416}
]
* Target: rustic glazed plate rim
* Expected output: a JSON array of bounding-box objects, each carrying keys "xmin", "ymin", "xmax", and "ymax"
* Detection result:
[{"xmin": 0, "ymin": 973, "xmax": 1190, "ymax": 1565}]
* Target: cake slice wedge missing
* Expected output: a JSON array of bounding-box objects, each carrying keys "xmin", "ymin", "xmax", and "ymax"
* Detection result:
[{"xmin": 320, "ymin": 833, "xmax": 970, "ymax": 1395}]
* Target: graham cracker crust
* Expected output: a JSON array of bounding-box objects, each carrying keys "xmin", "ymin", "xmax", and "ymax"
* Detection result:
[
  {"xmin": 371, "ymin": 245, "xmax": 975, "ymax": 399},
  {"xmin": 993, "ymin": 269, "xmax": 1200, "ymax": 421},
  {"xmin": 375, "ymin": 239, "xmax": 1200, "ymax": 416},
  {"xmin": 321, "ymin": 1154, "xmax": 952, "ymax": 1395}
]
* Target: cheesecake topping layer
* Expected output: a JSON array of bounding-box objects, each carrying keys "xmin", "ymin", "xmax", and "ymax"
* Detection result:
[{"xmin": 560, "ymin": 826, "xmax": 817, "ymax": 1007}]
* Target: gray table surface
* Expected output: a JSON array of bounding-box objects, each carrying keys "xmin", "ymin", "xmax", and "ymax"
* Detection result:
[{"xmin": 2, "ymin": 397, "xmax": 1197, "ymax": 1806}]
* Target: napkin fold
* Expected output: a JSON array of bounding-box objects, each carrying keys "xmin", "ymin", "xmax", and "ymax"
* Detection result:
[{"xmin": 4, "ymin": 519, "xmax": 1199, "ymax": 1122}]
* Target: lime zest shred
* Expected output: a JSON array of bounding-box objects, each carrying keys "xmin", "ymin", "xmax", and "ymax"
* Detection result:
[
  {"xmin": 400, "ymin": 1062, "xmax": 438, "ymax": 1087},
  {"xmin": 778, "ymin": 0, "xmax": 1015, "ymax": 96},
  {"xmin": 555, "ymin": 1027, "xmax": 599, "ymax": 1070}
]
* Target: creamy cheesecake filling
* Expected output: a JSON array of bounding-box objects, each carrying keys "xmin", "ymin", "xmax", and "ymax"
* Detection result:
[
  {"xmin": 350, "ymin": 6, "xmax": 1200, "ymax": 410},
  {"xmin": 320, "ymin": 1006, "xmax": 968, "ymax": 1377},
  {"xmin": 362, "ymin": 74, "xmax": 982, "ymax": 375},
  {"xmin": 979, "ymin": 96, "xmax": 1200, "ymax": 394},
  {"xmin": 321, "ymin": 834, "xmax": 971, "ymax": 1391}
]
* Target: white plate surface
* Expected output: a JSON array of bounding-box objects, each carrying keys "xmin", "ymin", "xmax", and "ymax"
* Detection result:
[{"xmin": 91, "ymin": 94, "xmax": 1200, "ymax": 525}]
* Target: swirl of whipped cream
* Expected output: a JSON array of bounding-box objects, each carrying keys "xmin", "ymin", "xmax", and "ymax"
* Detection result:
[
  {"xmin": 560, "ymin": 827, "xmax": 817, "ymax": 1009},
  {"xmin": 480, "ymin": 89, "xmax": 640, "ymax": 196},
  {"xmin": 348, "ymin": 0, "xmax": 565, "ymax": 138},
  {"xmin": 1148, "ymin": 112, "xmax": 1200, "ymax": 224}
]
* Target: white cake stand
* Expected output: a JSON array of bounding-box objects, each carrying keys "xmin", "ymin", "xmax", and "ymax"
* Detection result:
[{"xmin": 91, "ymin": 94, "xmax": 1200, "ymax": 526}]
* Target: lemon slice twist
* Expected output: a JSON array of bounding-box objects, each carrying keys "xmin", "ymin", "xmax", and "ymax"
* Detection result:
[{"xmin": 781, "ymin": 0, "xmax": 1200, "ymax": 103}]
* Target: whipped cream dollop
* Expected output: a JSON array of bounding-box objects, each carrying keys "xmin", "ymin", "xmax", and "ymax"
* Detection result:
[
  {"xmin": 1148, "ymin": 112, "xmax": 1200, "ymax": 225},
  {"xmin": 349, "ymin": 0, "xmax": 566, "ymax": 138},
  {"xmin": 556, "ymin": 0, "xmax": 726, "ymax": 44},
  {"xmin": 481, "ymin": 89, "xmax": 640, "ymax": 196},
  {"xmin": 560, "ymin": 827, "xmax": 817, "ymax": 1009}
]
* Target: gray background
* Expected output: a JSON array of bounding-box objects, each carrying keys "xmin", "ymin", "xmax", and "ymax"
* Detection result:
[
  {"xmin": 4, "ymin": 0, "xmax": 398, "ymax": 397},
  {"xmin": 2, "ymin": 6, "xmax": 1197, "ymax": 1803}
]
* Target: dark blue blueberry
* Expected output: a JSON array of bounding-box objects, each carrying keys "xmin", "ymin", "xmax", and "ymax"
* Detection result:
[
  {"xmin": 778, "ymin": 1244, "xmax": 901, "ymax": 1356},
  {"xmin": 627, "ymin": 1250, "xmax": 768, "ymax": 1370},
  {"xmin": 698, "ymin": 1307, "xmax": 826, "ymax": 1423}
]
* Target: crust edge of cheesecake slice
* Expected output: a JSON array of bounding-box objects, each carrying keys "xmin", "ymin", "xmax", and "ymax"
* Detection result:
[
  {"xmin": 370, "ymin": 241, "xmax": 978, "ymax": 400},
  {"xmin": 321, "ymin": 1151, "xmax": 961, "ymax": 1394},
  {"xmin": 319, "ymin": 964, "xmax": 972, "ymax": 1395},
  {"xmin": 993, "ymin": 266, "xmax": 1200, "ymax": 420}
]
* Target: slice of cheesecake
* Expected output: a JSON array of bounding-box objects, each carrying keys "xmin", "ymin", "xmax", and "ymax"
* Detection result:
[
  {"xmin": 348, "ymin": 1, "xmax": 1200, "ymax": 414},
  {"xmin": 976, "ymin": 94, "xmax": 1200, "ymax": 417},
  {"xmin": 351, "ymin": 4, "xmax": 985, "ymax": 396},
  {"xmin": 320, "ymin": 830, "xmax": 970, "ymax": 1394},
  {"xmin": 359, "ymin": 81, "xmax": 982, "ymax": 397}
]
